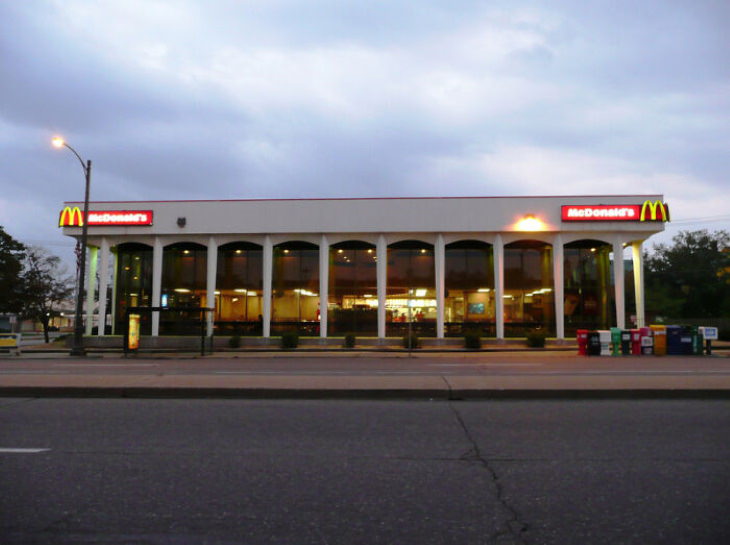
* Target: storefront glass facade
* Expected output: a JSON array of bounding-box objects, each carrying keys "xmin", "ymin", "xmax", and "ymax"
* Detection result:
[
  {"xmin": 444, "ymin": 240, "xmax": 495, "ymax": 336},
  {"xmin": 215, "ymin": 242, "xmax": 263, "ymax": 335},
  {"xmin": 160, "ymin": 243, "xmax": 208, "ymax": 335},
  {"xmin": 564, "ymin": 240, "xmax": 614, "ymax": 335},
  {"xmin": 328, "ymin": 241, "xmax": 378, "ymax": 336},
  {"xmin": 272, "ymin": 241, "xmax": 319, "ymax": 335},
  {"xmin": 504, "ymin": 240, "xmax": 555, "ymax": 336},
  {"xmin": 386, "ymin": 241, "xmax": 435, "ymax": 337},
  {"xmin": 114, "ymin": 243, "xmax": 153, "ymax": 335}
]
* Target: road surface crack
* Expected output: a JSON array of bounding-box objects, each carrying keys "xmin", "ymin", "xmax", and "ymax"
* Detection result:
[{"xmin": 448, "ymin": 402, "xmax": 529, "ymax": 545}]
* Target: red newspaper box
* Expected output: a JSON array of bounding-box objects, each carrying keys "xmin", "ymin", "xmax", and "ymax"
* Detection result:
[
  {"xmin": 639, "ymin": 327, "xmax": 653, "ymax": 355},
  {"xmin": 577, "ymin": 329, "xmax": 589, "ymax": 355}
]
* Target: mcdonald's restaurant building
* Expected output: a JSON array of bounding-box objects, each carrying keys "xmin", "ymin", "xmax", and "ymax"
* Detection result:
[{"xmin": 59, "ymin": 195, "xmax": 669, "ymax": 346}]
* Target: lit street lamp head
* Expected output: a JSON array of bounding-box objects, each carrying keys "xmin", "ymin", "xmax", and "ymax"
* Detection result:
[{"xmin": 51, "ymin": 136, "xmax": 66, "ymax": 148}]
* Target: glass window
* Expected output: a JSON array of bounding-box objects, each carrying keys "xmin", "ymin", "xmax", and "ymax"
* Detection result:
[
  {"xmin": 115, "ymin": 243, "xmax": 153, "ymax": 335},
  {"xmin": 160, "ymin": 243, "xmax": 208, "ymax": 335},
  {"xmin": 216, "ymin": 242, "xmax": 263, "ymax": 336},
  {"xmin": 387, "ymin": 241, "xmax": 435, "ymax": 337},
  {"xmin": 272, "ymin": 241, "xmax": 319, "ymax": 336},
  {"xmin": 445, "ymin": 241, "xmax": 495, "ymax": 336},
  {"xmin": 504, "ymin": 240, "xmax": 555, "ymax": 336},
  {"xmin": 328, "ymin": 241, "xmax": 378, "ymax": 336},
  {"xmin": 564, "ymin": 240, "xmax": 614, "ymax": 335}
]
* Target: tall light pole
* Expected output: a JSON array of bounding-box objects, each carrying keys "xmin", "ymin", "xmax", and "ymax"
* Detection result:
[{"xmin": 52, "ymin": 136, "xmax": 92, "ymax": 356}]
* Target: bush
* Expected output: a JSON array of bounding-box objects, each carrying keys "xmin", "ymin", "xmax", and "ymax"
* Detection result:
[
  {"xmin": 280, "ymin": 331, "xmax": 299, "ymax": 350},
  {"xmin": 228, "ymin": 335, "xmax": 241, "ymax": 348},
  {"xmin": 53, "ymin": 334, "xmax": 70, "ymax": 344},
  {"xmin": 402, "ymin": 332, "xmax": 420, "ymax": 349},
  {"xmin": 344, "ymin": 333, "xmax": 356, "ymax": 349},
  {"xmin": 525, "ymin": 329, "xmax": 547, "ymax": 348},
  {"xmin": 464, "ymin": 329, "xmax": 482, "ymax": 349}
]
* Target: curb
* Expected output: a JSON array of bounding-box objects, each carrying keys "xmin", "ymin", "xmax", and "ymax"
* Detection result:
[{"xmin": 3, "ymin": 386, "xmax": 730, "ymax": 400}]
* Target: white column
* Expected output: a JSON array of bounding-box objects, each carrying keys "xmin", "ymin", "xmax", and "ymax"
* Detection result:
[
  {"xmin": 110, "ymin": 248, "xmax": 118, "ymax": 335},
  {"xmin": 206, "ymin": 236, "xmax": 218, "ymax": 337},
  {"xmin": 262, "ymin": 235, "xmax": 273, "ymax": 338},
  {"xmin": 377, "ymin": 235, "xmax": 387, "ymax": 340},
  {"xmin": 151, "ymin": 237, "xmax": 163, "ymax": 336},
  {"xmin": 319, "ymin": 235, "xmax": 329, "ymax": 339},
  {"xmin": 435, "ymin": 234, "xmax": 445, "ymax": 339},
  {"xmin": 494, "ymin": 235, "xmax": 505, "ymax": 340},
  {"xmin": 85, "ymin": 246, "xmax": 98, "ymax": 336},
  {"xmin": 97, "ymin": 238, "xmax": 110, "ymax": 337},
  {"xmin": 553, "ymin": 234, "xmax": 564, "ymax": 340},
  {"xmin": 632, "ymin": 241, "xmax": 645, "ymax": 328},
  {"xmin": 613, "ymin": 237, "xmax": 626, "ymax": 329}
]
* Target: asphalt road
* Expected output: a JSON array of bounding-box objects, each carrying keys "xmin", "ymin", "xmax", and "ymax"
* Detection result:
[{"xmin": 2, "ymin": 398, "xmax": 730, "ymax": 544}]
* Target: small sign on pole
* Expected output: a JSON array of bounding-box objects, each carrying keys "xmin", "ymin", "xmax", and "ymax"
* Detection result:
[{"xmin": 699, "ymin": 326, "xmax": 719, "ymax": 356}]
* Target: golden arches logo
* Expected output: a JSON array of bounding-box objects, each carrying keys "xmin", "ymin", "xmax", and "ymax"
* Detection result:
[
  {"xmin": 639, "ymin": 200, "xmax": 669, "ymax": 222},
  {"xmin": 58, "ymin": 206, "xmax": 84, "ymax": 227}
]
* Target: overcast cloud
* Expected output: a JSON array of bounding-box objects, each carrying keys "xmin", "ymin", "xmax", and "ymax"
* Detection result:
[{"xmin": 1, "ymin": 0, "xmax": 728, "ymax": 266}]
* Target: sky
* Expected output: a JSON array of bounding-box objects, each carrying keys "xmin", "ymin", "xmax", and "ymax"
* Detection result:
[{"xmin": 1, "ymin": 0, "xmax": 729, "ymax": 269}]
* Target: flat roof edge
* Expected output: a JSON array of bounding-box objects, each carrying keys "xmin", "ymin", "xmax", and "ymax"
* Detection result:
[{"xmin": 63, "ymin": 194, "xmax": 665, "ymax": 205}]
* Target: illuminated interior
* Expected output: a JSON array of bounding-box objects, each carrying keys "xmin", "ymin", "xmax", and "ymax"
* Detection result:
[
  {"xmin": 215, "ymin": 242, "xmax": 263, "ymax": 335},
  {"xmin": 444, "ymin": 240, "xmax": 495, "ymax": 336},
  {"xmin": 564, "ymin": 240, "xmax": 614, "ymax": 334},
  {"xmin": 504, "ymin": 240, "xmax": 555, "ymax": 336},
  {"xmin": 160, "ymin": 243, "xmax": 208, "ymax": 335},
  {"xmin": 386, "ymin": 241, "xmax": 435, "ymax": 337},
  {"xmin": 272, "ymin": 241, "xmax": 320, "ymax": 335},
  {"xmin": 114, "ymin": 243, "xmax": 153, "ymax": 335},
  {"xmin": 328, "ymin": 241, "xmax": 378, "ymax": 336}
]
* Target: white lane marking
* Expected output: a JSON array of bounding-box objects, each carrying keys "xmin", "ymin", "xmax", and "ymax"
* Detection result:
[
  {"xmin": 426, "ymin": 363, "xmax": 542, "ymax": 367},
  {"xmin": 0, "ymin": 371, "xmax": 76, "ymax": 374},
  {"xmin": 53, "ymin": 363, "xmax": 155, "ymax": 367},
  {"xmin": 212, "ymin": 370, "xmax": 448, "ymax": 376},
  {"xmin": 0, "ymin": 448, "xmax": 50, "ymax": 454}
]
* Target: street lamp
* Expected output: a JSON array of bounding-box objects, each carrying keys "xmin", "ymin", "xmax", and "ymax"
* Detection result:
[{"xmin": 52, "ymin": 136, "xmax": 92, "ymax": 356}]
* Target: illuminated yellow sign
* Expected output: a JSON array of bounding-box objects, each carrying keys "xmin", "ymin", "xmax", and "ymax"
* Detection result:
[
  {"xmin": 128, "ymin": 314, "xmax": 141, "ymax": 350},
  {"xmin": 639, "ymin": 200, "xmax": 670, "ymax": 222},
  {"xmin": 58, "ymin": 206, "xmax": 84, "ymax": 227}
]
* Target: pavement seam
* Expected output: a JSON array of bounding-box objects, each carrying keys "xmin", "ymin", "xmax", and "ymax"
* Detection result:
[{"xmin": 447, "ymin": 402, "xmax": 529, "ymax": 545}]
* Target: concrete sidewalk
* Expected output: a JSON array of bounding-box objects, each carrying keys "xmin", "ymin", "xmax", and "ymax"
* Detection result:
[{"xmin": 2, "ymin": 350, "xmax": 730, "ymax": 399}]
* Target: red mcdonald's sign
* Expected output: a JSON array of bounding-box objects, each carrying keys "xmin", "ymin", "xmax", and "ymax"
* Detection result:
[
  {"xmin": 561, "ymin": 201, "xmax": 669, "ymax": 222},
  {"xmin": 58, "ymin": 207, "xmax": 153, "ymax": 227}
]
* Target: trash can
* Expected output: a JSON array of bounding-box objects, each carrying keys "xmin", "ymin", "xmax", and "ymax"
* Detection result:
[
  {"xmin": 587, "ymin": 331, "xmax": 601, "ymax": 356},
  {"xmin": 650, "ymin": 325, "xmax": 667, "ymax": 356},
  {"xmin": 631, "ymin": 329, "xmax": 642, "ymax": 355},
  {"xmin": 640, "ymin": 327, "xmax": 653, "ymax": 355},
  {"xmin": 621, "ymin": 330, "xmax": 632, "ymax": 355},
  {"xmin": 598, "ymin": 330, "xmax": 611, "ymax": 356},
  {"xmin": 610, "ymin": 327, "xmax": 622, "ymax": 356},
  {"xmin": 577, "ymin": 329, "xmax": 589, "ymax": 355},
  {"xmin": 691, "ymin": 326, "xmax": 703, "ymax": 356},
  {"xmin": 666, "ymin": 325, "xmax": 682, "ymax": 355}
]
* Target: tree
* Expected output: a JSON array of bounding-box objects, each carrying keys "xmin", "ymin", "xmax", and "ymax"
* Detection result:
[
  {"xmin": 645, "ymin": 230, "xmax": 730, "ymax": 319},
  {"xmin": 0, "ymin": 225, "xmax": 26, "ymax": 314},
  {"xmin": 19, "ymin": 247, "xmax": 74, "ymax": 343}
]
